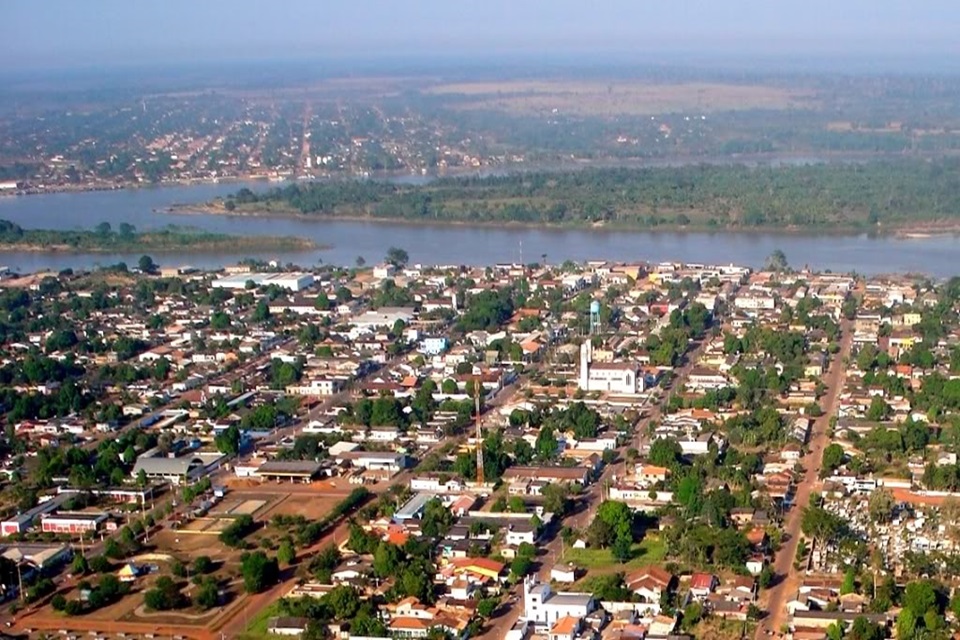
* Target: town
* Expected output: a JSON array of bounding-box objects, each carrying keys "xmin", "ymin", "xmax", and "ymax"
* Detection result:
[{"xmin": 0, "ymin": 249, "xmax": 954, "ymax": 640}]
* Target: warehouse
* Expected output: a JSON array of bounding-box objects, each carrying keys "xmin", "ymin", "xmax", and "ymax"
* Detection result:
[{"xmin": 212, "ymin": 272, "xmax": 315, "ymax": 292}]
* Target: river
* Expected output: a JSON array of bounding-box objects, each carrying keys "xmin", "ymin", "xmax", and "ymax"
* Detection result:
[{"xmin": 0, "ymin": 181, "xmax": 959, "ymax": 277}]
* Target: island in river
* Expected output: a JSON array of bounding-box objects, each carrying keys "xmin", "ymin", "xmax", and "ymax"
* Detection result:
[
  {"xmin": 0, "ymin": 220, "xmax": 317, "ymax": 254},
  {"xmin": 198, "ymin": 159, "xmax": 960, "ymax": 234}
]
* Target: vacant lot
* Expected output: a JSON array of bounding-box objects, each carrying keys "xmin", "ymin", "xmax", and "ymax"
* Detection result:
[
  {"xmin": 426, "ymin": 80, "xmax": 817, "ymax": 116},
  {"xmin": 564, "ymin": 535, "xmax": 667, "ymax": 571}
]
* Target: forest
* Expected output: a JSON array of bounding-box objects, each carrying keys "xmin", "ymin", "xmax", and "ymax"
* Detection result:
[{"xmin": 223, "ymin": 158, "xmax": 960, "ymax": 231}]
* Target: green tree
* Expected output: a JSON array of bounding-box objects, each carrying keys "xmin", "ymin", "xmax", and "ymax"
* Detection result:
[
  {"xmin": 277, "ymin": 538, "xmax": 296, "ymax": 565},
  {"xmin": 821, "ymin": 443, "xmax": 845, "ymax": 477},
  {"xmin": 648, "ymin": 438, "xmax": 682, "ymax": 468},
  {"xmin": 385, "ymin": 246, "xmax": 409, "ymax": 268},
  {"xmin": 138, "ymin": 255, "xmax": 157, "ymax": 273},
  {"xmin": 241, "ymin": 551, "xmax": 279, "ymax": 594}
]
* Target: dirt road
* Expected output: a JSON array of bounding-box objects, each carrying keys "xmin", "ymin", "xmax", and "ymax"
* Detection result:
[{"xmin": 755, "ymin": 317, "xmax": 853, "ymax": 637}]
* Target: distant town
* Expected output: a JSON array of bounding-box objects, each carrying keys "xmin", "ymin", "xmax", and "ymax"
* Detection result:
[{"xmin": 0, "ymin": 249, "xmax": 952, "ymax": 640}]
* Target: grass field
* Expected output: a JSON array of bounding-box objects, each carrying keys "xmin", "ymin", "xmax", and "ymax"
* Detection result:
[
  {"xmin": 236, "ymin": 601, "xmax": 283, "ymax": 640},
  {"xmin": 425, "ymin": 80, "xmax": 817, "ymax": 116},
  {"xmin": 562, "ymin": 535, "xmax": 667, "ymax": 570}
]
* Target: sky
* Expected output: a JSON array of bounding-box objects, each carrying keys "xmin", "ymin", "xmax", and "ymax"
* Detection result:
[{"xmin": 4, "ymin": 0, "xmax": 960, "ymax": 69}]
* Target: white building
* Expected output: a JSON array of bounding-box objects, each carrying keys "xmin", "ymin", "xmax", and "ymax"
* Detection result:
[
  {"xmin": 522, "ymin": 576, "xmax": 595, "ymax": 632},
  {"xmin": 211, "ymin": 272, "xmax": 315, "ymax": 292},
  {"xmin": 578, "ymin": 341, "xmax": 642, "ymax": 395}
]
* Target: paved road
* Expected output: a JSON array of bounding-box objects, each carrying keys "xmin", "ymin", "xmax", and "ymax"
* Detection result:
[{"xmin": 755, "ymin": 316, "xmax": 853, "ymax": 638}]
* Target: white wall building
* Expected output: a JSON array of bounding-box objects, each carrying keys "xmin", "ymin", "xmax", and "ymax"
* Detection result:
[
  {"xmin": 578, "ymin": 341, "xmax": 642, "ymax": 395},
  {"xmin": 522, "ymin": 576, "xmax": 595, "ymax": 632}
]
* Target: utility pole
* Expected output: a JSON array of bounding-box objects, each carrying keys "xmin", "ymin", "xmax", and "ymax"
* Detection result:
[
  {"xmin": 16, "ymin": 561, "xmax": 23, "ymax": 604},
  {"xmin": 475, "ymin": 382, "xmax": 484, "ymax": 487}
]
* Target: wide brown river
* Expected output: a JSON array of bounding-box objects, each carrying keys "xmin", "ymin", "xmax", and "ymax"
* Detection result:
[{"xmin": 0, "ymin": 181, "xmax": 958, "ymax": 276}]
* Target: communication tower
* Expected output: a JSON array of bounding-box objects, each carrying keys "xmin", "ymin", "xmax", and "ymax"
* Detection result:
[{"xmin": 589, "ymin": 299, "xmax": 601, "ymax": 335}]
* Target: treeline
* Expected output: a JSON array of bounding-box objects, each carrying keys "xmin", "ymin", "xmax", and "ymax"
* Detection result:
[
  {"xmin": 0, "ymin": 220, "xmax": 311, "ymax": 253},
  {"xmin": 226, "ymin": 159, "xmax": 960, "ymax": 229}
]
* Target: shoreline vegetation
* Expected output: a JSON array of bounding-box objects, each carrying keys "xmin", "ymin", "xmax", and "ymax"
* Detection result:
[
  {"xmin": 0, "ymin": 220, "xmax": 318, "ymax": 254},
  {"xmin": 187, "ymin": 159, "xmax": 960, "ymax": 235}
]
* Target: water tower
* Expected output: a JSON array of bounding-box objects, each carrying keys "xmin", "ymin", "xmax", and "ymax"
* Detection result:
[{"xmin": 589, "ymin": 299, "xmax": 601, "ymax": 335}]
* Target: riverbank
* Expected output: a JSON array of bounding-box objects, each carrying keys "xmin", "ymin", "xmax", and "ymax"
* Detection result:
[{"xmin": 0, "ymin": 221, "xmax": 320, "ymax": 254}]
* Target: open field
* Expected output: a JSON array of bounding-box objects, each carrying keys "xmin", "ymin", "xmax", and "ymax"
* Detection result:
[
  {"xmin": 564, "ymin": 535, "xmax": 667, "ymax": 571},
  {"xmin": 425, "ymin": 80, "xmax": 818, "ymax": 116},
  {"xmin": 259, "ymin": 492, "xmax": 342, "ymax": 522}
]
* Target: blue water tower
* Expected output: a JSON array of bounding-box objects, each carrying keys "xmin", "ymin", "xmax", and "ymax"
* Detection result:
[{"xmin": 589, "ymin": 300, "xmax": 601, "ymax": 335}]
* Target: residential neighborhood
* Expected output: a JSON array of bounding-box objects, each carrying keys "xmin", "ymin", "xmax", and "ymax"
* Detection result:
[{"xmin": 0, "ymin": 253, "xmax": 954, "ymax": 640}]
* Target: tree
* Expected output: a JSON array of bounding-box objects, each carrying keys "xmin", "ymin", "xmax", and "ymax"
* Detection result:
[
  {"xmin": 841, "ymin": 567, "xmax": 856, "ymax": 595},
  {"xmin": 324, "ymin": 585, "xmax": 361, "ymax": 619},
  {"xmin": 138, "ymin": 255, "xmax": 157, "ymax": 273},
  {"xmin": 71, "ymin": 554, "xmax": 89, "ymax": 576},
  {"xmin": 215, "ymin": 424, "xmax": 242, "ymax": 456},
  {"xmin": 868, "ymin": 489, "xmax": 895, "ymax": 524},
  {"xmin": 241, "ymin": 551, "xmax": 279, "ymax": 593},
  {"xmin": 477, "ymin": 597, "xmax": 498, "ymax": 618},
  {"xmin": 765, "ymin": 249, "xmax": 789, "ymax": 272},
  {"xmin": 821, "ymin": 443, "xmax": 845, "ymax": 477},
  {"xmin": 252, "ymin": 300, "xmax": 271, "ymax": 323},
  {"xmin": 192, "ymin": 556, "xmax": 213, "ymax": 575},
  {"xmin": 355, "ymin": 256, "xmax": 366, "ymax": 267},
  {"xmin": 866, "ymin": 396, "xmax": 891, "ymax": 422},
  {"xmin": 194, "ymin": 578, "xmax": 219, "ymax": 610},
  {"xmin": 385, "ymin": 246, "xmax": 409, "ymax": 268},
  {"xmin": 648, "ymin": 438, "xmax": 682, "ymax": 468},
  {"xmin": 277, "ymin": 538, "xmax": 296, "ymax": 565},
  {"xmin": 535, "ymin": 426, "xmax": 559, "ymax": 461},
  {"xmin": 144, "ymin": 576, "xmax": 187, "ymax": 611},
  {"xmin": 441, "ymin": 378, "xmax": 458, "ymax": 394}
]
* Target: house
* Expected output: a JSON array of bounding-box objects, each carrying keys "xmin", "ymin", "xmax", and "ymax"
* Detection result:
[
  {"xmin": 635, "ymin": 464, "xmax": 670, "ymax": 488},
  {"xmin": 549, "ymin": 615, "xmax": 582, "ymax": 640},
  {"xmin": 689, "ymin": 573, "xmax": 718, "ymax": 599},
  {"xmin": 550, "ymin": 563, "xmax": 580, "ymax": 584},
  {"xmin": 266, "ymin": 616, "xmax": 309, "ymax": 636},
  {"xmin": 624, "ymin": 566, "xmax": 672, "ymax": 614}
]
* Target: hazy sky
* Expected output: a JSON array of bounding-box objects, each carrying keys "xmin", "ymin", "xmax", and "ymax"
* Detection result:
[{"xmin": 4, "ymin": 0, "xmax": 960, "ymax": 68}]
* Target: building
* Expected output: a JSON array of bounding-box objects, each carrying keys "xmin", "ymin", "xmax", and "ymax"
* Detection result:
[
  {"xmin": 420, "ymin": 336, "xmax": 449, "ymax": 356},
  {"xmin": 578, "ymin": 341, "xmax": 642, "ymax": 395},
  {"xmin": 342, "ymin": 451, "xmax": 410, "ymax": 472},
  {"xmin": 266, "ymin": 616, "xmax": 309, "ymax": 636},
  {"xmin": 351, "ymin": 307, "xmax": 416, "ymax": 331},
  {"xmin": 211, "ymin": 272, "xmax": 315, "ymax": 292},
  {"xmin": 256, "ymin": 460, "xmax": 323, "ymax": 483},
  {"xmin": 40, "ymin": 512, "xmax": 111, "ymax": 535},
  {"xmin": 394, "ymin": 493, "xmax": 436, "ymax": 522},
  {"xmin": 132, "ymin": 451, "xmax": 222, "ymax": 485},
  {"xmin": 1, "ymin": 494, "xmax": 71, "ymax": 536},
  {"xmin": 285, "ymin": 378, "xmax": 344, "ymax": 396},
  {"xmin": 522, "ymin": 576, "xmax": 596, "ymax": 632}
]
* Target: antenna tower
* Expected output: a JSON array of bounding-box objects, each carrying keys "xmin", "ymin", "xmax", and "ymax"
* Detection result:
[{"xmin": 475, "ymin": 382, "xmax": 484, "ymax": 486}]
